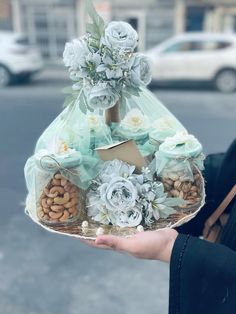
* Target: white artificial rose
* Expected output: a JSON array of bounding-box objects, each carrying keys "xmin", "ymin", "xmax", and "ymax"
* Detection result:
[
  {"xmin": 121, "ymin": 109, "xmax": 150, "ymax": 132},
  {"xmin": 130, "ymin": 54, "xmax": 152, "ymax": 86},
  {"xmin": 115, "ymin": 207, "xmax": 142, "ymax": 227},
  {"xmin": 100, "ymin": 176, "xmax": 137, "ymax": 212},
  {"xmin": 88, "ymin": 83, "xmax": 119, "ymax": 110},
  {"xmin": 162, "ymin": 131, "xmax": 202, "ymax": 152},
  {"xmin": 102, "ymin": 21, "xmax": 138, "ymax": 51},
  {"xmin": 63, "ymin": 39, "xmax": 89, "ymax": 70}
]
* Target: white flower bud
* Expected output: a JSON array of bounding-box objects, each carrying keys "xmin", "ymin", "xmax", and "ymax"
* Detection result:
[
  {"xmin": 82, "ymin": 221, "xmax": 89, "ymax": 228},
  {"xmin": 137, "ymin": 225, "xmax": 144, "ymax": 232},
  {"xmin": 96, "ymin": 227, "xmax": 104, "ymax": 236}
]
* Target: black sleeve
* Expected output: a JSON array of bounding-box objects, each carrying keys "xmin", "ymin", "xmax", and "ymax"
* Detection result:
[
  {"xmin": 177, "ymin": 138, "xmax": 236, "ymax": 237},
  {"xmin": 169, "ymin": 234, "xmax": 236, "ymax": 314},
  {"xmin": 215, "ymin": 139, "xmax": 236, "ymax": 206}
]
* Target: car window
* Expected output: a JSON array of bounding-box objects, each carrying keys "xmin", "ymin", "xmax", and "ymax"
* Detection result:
[
  {"xmin": 201, "ymin": 40, "xmax": 232, "ymax": 50},
  {"xmin": 162, "ymin": 39, "xmax": 232, "ymax": 54},
  {"xmin": 15, "ymin": 36, "xmax": 29, "ymax": 45},
  {"xmin": 162, "ymin": 41, "xmax": 192, "ymax": 53}
]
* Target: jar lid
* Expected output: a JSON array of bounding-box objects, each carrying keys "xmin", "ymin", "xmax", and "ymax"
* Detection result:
[
  {"xmin": 159, "ymin": 133, "xmax": 202, "ymax": 159},
  {"xmin": 35, "ymin": 150, "xmax": 82, "ymax": 171},
  {"xmin": 149, "ymin": 128, "xmax": 176, "ymax": 144},
  {"xmin": 115, "ymin": 126, "xmax": 149, "ymax": 141}
]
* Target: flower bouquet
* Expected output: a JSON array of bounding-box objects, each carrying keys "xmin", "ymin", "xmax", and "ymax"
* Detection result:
[{"xmin": 24, "ymin": 0, "xmax": 205, "ymax": 239}]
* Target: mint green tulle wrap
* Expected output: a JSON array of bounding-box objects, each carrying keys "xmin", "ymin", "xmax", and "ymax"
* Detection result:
[
  {"xmin": 24, "ymin": 87, "xmax": 200, "ymax": 219},
  {"xmin": 113, "ymin": 87, "xmax": 186, "ymax": 148},
  {"xmin": 154, "ymin": 133, "xmax": 204, "ymax": 181}
]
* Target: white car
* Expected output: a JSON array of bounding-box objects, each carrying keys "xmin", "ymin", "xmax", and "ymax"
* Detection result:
[
  {"xmin": 146, "ymin": 33, "xmax": 236, "ymax": 92},
  {"xmin": 0, "ymin": 31, "xmax": 43, "ymax": 87}
]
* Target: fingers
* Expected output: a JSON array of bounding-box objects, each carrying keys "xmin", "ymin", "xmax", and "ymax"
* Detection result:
[
  {"xmin": 79, "ymin": 228, "xmax": 177, "ymax": 262},
  {"xmin": 79, "ymin": 239, "xmax": 112, "ymax": 250},
  {"xmin": 79, "ymin": 235, "xmax": 137, "ymax": 254},
  {"xmin": 95, "ymin": 235, "xmax": 138, "ymax": 255},
  {"xmin": 95, "ymin": 235, "xmax": 121, "ymax": 248}
]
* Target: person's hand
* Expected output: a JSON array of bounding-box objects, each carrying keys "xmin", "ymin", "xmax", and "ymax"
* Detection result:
[{"xmin": 81, "ymin": 228, "xmax": 178, "ymax": 263}]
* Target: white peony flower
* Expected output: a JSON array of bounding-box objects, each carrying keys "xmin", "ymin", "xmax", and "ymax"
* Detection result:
[
  {"xmin": 114, "ymin": 207, "xmax": 142, "ymax": 227},
  {"xmin": 86, "ymin": 159, "xmax": 182, "ymax": 227},
  {"xmin": 130, "ymin": 54, "xmax": 152, "ymax": 86},
  {"xmin": 63, "ymin": 39, "xmax": 89, "ymax": 70},
  {"xmin": 88, "ymin": 83, "xmax": 119, "ymax": 110},
  {"xmin": 120, "ymin": 109, "xmax": 150, "ymax": 132},
  {"xmin": 100, "ymin": 176, "xmax": 137, "ymax": 212},
  {"xmin": 39, "ymin": 138, "xmax": 75, "ymax": 156},
  {"xmin": 161, "ymin": 131, "xmax": 202, "ymax": 153},
  {"xmin": 101, "ymin": 21, "xmax": 138, "ymax": 51}
]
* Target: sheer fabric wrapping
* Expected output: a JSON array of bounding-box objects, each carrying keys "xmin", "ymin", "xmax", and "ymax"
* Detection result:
[{"xmin": 24, "ymin": 87, "xmax": 204, "ymax": 229}]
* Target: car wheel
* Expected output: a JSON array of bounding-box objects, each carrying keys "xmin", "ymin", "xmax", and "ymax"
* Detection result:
[
  {"xmin": 20, "ymin": 74, "xmax": 32, "ymax": 83},
  {"xmin": 0, "ymin": 65, "xmax": 11, "ymax": 87},
  {"xmin": 215, "ymin": 69, "xmax": 236, "ymax": 93}
]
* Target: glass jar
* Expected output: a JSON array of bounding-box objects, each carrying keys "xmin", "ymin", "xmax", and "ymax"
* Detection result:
[
  {"xmin": 36, "ymin": 152, "xmax": 84, "ymax": 224},
  {"xmin": 161, "ymin": 164, "xmax": 203, "ymax": 207},
  {"xmin": 156, "ymin": 134, "xmax": 204, "ymax": 207},
  {"xmin": 149, "ymin": 128, "xmax": 176, "ymax": 150},
  {"xmin": 149, "ymin": 115, "xmax": 187, "ymax": 150}
]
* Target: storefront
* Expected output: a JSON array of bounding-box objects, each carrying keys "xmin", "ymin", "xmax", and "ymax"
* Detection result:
[
  {"xmin": 10, "ymin": 0, "xmax": 176, "ymax": 60},
  {"xmin": 10, "ymin": 0, "xmax": 78, "ymax": 60},
  {"xmin": 176, "ymin": 0, "xmax": 236, "ymax": 34}
]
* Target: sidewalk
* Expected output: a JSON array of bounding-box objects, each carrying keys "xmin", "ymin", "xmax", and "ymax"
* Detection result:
[{"xmin": 37, "ymin": 64, "xmax": 68, "ymax": 83}]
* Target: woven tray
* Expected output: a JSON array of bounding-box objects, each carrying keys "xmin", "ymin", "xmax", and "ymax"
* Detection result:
[
  {"xmin": 27, "ymin": 190, "xmax": 205, "ymax": 241},
  {"xmin": 26, "ymin": 162, "xmax": 205, "ymax": 240}
]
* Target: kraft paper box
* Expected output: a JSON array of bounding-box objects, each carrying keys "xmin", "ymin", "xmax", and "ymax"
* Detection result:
[{"xmin": 96, "ymin": 140, "xmax": 147, "ymax": 170}]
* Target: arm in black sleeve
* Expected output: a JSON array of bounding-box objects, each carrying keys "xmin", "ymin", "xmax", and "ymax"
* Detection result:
[
  {"xmin": 177, "ymin": 139, "xmax": 236, "ymax": 236},
  {"xmin": 169, "ymin": 234, "xmax": 236, "ymax": 314}
]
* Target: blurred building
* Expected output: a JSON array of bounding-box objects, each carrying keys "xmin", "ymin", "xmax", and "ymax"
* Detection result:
[
  {"xmin": 176, "ymin": 0, "xmax": 236, "ymax": 34},
  {"xmin": 10, "ymin": 0, "xmax": 79, "ymax": 60},
  {"xmin": 8, "ymin": 0, "xmax": 177, "ymax": 60},
  {"xmin": 0, "ymin": 0, "xmax": 12, "ymax": 29},
  {"xmin": 5, "ymin": 0, "xmax": 236, "ymax": 61},
  {"xmin": 111, "ymin": 0, "xmax": 176, "ymax": 52}
]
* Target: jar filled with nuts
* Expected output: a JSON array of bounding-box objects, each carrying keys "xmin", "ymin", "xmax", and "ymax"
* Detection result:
[
  {"xmin": 36, "ymin": 152, "xmax": 84, "ymax": 224},
  {"xmin": 155, "ymin": 132, "xmax": 205, "ymax": 208},
  {"xmin": 161, "ymin": 168, "xmax": 203, "ymax": 207}
]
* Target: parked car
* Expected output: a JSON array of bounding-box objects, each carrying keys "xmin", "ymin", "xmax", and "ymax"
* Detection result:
[
  {"xmin": 146, "ymin": 33, "xmax": 236, "ymax": 92},
  {"xmin": 0, "ymin": 31, "xmax": 43, "ymax": 87}
]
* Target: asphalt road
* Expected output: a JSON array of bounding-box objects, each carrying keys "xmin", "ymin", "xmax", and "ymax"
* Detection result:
[{"xmin": 0, "ymin": 69, "xmax": 235, "ymax": 314}]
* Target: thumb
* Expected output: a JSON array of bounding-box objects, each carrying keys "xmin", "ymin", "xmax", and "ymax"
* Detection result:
[{"xmin": 95, "ymin": 235, "xmax": 125, "ymax": 251}]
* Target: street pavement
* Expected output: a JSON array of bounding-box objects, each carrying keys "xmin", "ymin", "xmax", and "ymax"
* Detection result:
[{"xmin": 0, "ymin": 68, "xmax": 235, "ymax": 314}]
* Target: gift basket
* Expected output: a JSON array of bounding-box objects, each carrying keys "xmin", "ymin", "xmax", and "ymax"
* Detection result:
[{"xmin": 24, "ymin": 0, "xmax": 205, "ymax": 239}]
